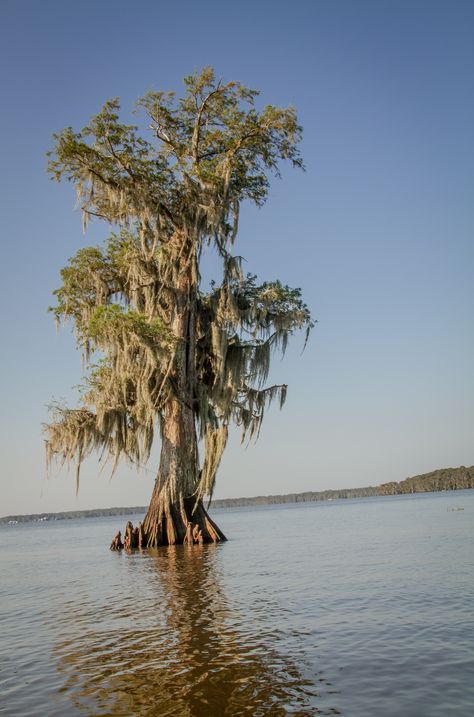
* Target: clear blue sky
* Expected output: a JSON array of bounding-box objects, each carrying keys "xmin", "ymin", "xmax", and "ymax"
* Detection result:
[{"xmin": 0, "ymin": 0, "xmax": 472, "ymax": 515}]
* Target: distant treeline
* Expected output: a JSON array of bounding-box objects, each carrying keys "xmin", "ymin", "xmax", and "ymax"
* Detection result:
[
  {"xmin": 211, "ymin": 465, "xmax": 474, "ymax": 507},
  {"xmin": 1, "ymin": 506, "xmax": 148, "ymax": 525},
  {"xmin": 378, "ymin": 465, "xmax": 474, "ymax": 495},
  {"xmin": 2, "ymin": 466, "xmax": 472, "ymax": 524},
  {"xmin": 211, "ymin": 485, "xmax": 378, "ymax": 508}
]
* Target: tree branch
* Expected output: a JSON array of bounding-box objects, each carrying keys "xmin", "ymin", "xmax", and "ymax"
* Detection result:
[
  {"xmin": 191, "ymin": 84, "xmax": 222, "ymax": 169},
  {"xmin": 105, "ymin": 136, "xmax": 137, "ymax": 181}
]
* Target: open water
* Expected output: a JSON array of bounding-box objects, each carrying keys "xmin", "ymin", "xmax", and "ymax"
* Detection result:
[{"xmin": 1, "ymin": 490, "xmax": 473, "ymax": 716}]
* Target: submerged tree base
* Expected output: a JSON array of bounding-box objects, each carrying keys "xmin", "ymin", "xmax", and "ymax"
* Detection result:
[{"xmin": 110, "ymin": 498, "xmax": 226, "ymax": 550}]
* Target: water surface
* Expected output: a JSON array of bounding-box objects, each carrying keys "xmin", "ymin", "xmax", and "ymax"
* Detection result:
[{"xmin": 1, "ymin": 491, "xmax": 473, "ymax": 716}]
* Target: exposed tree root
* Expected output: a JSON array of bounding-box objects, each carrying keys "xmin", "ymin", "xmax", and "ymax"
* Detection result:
[
  {"xmin": 110, "ymin": 497, "xmax": 226, "ymax": 550},
  {"xmin": 110, "ymin": 530, "xmax": 123, "ymax": 550}
]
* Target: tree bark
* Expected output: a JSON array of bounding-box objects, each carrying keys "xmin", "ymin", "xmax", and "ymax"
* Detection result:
[{"xmin": 139, "ymin": 398, "xmax": 226, "ymax": 547}]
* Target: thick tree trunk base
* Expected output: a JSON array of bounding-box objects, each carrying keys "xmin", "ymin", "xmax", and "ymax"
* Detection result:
[{"xmin": 110, "ymin": 497, "xmax": 226, "ymax": 550}]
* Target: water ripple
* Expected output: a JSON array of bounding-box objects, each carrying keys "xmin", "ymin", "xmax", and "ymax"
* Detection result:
[{"xmin": 1, "ymin": 492, "xmax": 473, "ymax": 716}]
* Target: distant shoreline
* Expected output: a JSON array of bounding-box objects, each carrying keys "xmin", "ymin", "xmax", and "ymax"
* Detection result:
[{"xmin": 2, "ymin": 465, "xmax": 472, "ymax": 524}]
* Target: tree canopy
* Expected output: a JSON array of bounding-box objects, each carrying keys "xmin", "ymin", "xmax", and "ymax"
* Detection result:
[{"xmin": 45, "ymin": 68, "xmax": 313, "ymax": 515}]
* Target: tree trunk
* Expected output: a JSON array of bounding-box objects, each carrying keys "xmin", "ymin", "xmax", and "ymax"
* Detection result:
[
  {"xmin": 139, "ymin": 398, "xmax": 227, "ymax": 547},
  {"xmin": 112, "ymin": 232, "xmax": 227, "ymax": 549}
]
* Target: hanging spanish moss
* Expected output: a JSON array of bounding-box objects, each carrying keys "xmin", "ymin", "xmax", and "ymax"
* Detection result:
[{"xmin": 45, "ymin": 68, "xmax": 313, "ymax": 548}]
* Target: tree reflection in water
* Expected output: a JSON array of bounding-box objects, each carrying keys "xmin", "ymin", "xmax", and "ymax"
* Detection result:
[{"xmin": 55, "ymin": 545, "xmax": 327, "ymax": 716}]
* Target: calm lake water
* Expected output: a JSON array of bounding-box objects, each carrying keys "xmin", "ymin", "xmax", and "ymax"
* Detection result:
[{"xmin": 1, "ymin": 491, "xmax": 473, "ymax": 716}]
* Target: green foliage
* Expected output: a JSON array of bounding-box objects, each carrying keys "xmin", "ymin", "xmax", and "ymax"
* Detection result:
[
  {"xmin": 47, "ymin": 67, "xmax": 303, "ymax": 253},
  {"xmin": 88, "ymin": 305, "xmax": 174, "ymax": 347},
  {"xmin": 51, "ymin": 246, "xmax": 115, "ymax": 326}
]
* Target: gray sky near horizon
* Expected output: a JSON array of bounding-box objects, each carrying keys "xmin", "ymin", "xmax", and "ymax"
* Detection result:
[{"xmin": 0, "ymin": 0, "xmax": 472, "ymax": 516}]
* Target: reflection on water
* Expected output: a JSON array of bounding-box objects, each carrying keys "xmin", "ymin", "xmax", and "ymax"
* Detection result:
[
  {"xmin": 54, "ymin": 545, "xmax": 327, "ymax": 716},
  {"xmin": 4, "ymin": 492, "xmax": 473, "ymax": 716}
]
